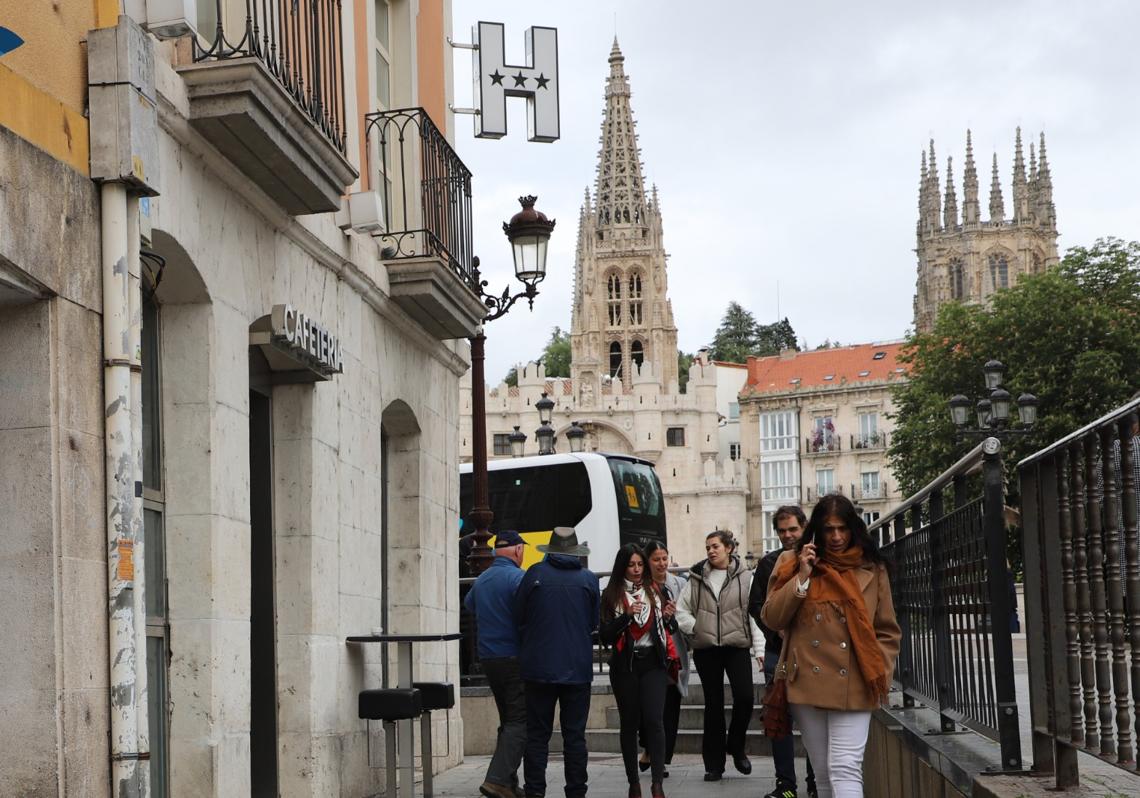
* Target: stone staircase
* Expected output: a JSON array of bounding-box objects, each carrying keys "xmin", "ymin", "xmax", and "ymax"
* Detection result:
[{"xmin": 585, "ymin": 682, "xmax": 805, "ymax": 756}]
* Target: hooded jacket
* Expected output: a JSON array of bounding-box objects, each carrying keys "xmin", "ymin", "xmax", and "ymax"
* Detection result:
[
  {"xmin": 514, "ymin": 553, "xmax": 601, "ymax": 685},
  {"xmin": 463, "ymin": 554, "xmax": 525, "ymax": 659}
]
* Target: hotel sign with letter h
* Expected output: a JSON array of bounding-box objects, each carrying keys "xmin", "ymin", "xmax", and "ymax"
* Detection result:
[{"xmin": 472, "ymin": 21, "xmax": 559, "ymax": 142}]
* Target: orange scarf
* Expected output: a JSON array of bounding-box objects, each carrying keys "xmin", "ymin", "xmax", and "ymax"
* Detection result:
[{"xmin": 772, "ymin": 545, "xmax": 889, "ymax": 702}]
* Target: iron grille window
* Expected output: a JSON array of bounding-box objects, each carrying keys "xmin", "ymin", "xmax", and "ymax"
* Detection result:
[
  {"xmin": 493, "ymin": 434, "xmax": 512, "ymax": 456},
  {"xmin": 666, "ymin": 427, "xmax": 685, "ymax": 447}
]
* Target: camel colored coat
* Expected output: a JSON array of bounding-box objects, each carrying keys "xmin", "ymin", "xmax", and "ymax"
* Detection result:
[{"xmin": 760, "ymin": 551, "xmax": 901, "ymax": 712}]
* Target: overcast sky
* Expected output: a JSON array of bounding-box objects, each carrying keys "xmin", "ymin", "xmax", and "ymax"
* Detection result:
[{"xmin": 451, "ymin": 0, "xmax": 1140, "ymax": 383}]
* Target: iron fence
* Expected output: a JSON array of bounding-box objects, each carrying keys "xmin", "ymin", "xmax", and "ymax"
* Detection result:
[
  {"xmin": 870, "ymin": 438, "xmax": 1022, "ymax": 771},
  {"xmin": 1018, "ymin": 397, "xmax": 1140, "ymax": 786},
  {"xmin": 193, "ymin": 0, "xmax": 346, "ymax": 151},
  {"xmin": 364, "ymin": 108, "xmax": 475, "ymax": 287}
]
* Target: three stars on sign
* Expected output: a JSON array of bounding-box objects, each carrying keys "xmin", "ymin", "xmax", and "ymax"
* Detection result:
[{"xmin": 488, "ymin": 71, "xmax": 551, "ymax": 90}]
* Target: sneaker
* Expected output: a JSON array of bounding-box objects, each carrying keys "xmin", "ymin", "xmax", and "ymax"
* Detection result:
[{"xmin": 763, "ymin": 782, "xmax": 797, "ymax": 798}]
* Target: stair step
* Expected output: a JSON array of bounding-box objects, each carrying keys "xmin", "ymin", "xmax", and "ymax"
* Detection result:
[
  {"xmin": 604, "ymin": 705, "xmax": 765, "ymax": 729},
  {"xmin": 584, "ymin": 728, "xmax": 805, "ymax": 756}
]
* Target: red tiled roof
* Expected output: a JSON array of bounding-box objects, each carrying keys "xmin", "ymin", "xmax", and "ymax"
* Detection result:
[{"xmin": 741, "ymin": 342, "xmax": 907, "ymax": 397}]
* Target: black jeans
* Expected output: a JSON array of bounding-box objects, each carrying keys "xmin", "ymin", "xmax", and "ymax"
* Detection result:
[
  {"xmin": 692, "ymin": 645, "xmax": 754, "ymax": 774},
  {"xmin": 483, "ymin": 657, "xmax": 527, "ymax": 789},
  {"xmin": 764, "ymin": 648, "xmax": 815, "ymax": 789},
  {"xmin": 610, "ymin": 651, "xmax": 668, "ymax": 783},
  {"xmin": 638, "ymin": 684, "xmax": 681, "ymax": 764},
  {"xmin": 524, "ymin": 681, "xmax": 592, "ymax": 797}
]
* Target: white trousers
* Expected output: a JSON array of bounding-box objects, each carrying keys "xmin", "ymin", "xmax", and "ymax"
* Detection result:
[{"xmin": 790, "ymin": 703, "xmax": 872, "ymax": 798}]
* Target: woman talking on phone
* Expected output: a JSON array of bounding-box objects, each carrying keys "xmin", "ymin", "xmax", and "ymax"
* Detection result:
[
  {"xmin": 761, "ymin": 494, "xmax": 900, "ymax": 798},
  {"xmin": 599, "ymin": 544, "xmax": 677, "ymax": 798}
]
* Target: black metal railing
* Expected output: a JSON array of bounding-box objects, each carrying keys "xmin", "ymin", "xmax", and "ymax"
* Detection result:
[
  {"xmin": 193, "ymin": 0, "xmax": 346, "ymax": 152},
  {"xmin": 364, "ymin": 108, "xmax": 475, "ymax": 287},
  {"xmin": 806, "ymin": 435, "xmax": 841, "ymax": 454},
  {"xmin": 852, "ymin": 431, "xmax": 890, "ymax": 450},
  {"xmin": 870, "ymin": 439, "xmax": 1022, "ymax": 771},
  {"xmin": 1018, "ymin": 397, "xmax": 1140, "ymax": 786}
]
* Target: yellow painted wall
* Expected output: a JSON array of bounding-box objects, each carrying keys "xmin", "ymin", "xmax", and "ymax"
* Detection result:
[
  {"xmin": 416, "ymin": 0, "xmax": 446, "ymax": 135},
  {"xmin": 0, "ymin": 0, "xmax": 117, "ymax": 173}
]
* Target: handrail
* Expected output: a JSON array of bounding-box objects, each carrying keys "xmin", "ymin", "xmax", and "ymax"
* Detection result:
[{"xmin": 1019, "ymin": 396, "xmax": 1140, "ymax": 468}]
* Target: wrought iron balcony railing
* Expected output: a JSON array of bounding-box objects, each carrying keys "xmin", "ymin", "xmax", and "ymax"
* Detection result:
[
  {"xmin": 851, "ymin": 431, "xmax": 889, "ymax": 450},
  {"xmin": 806, "ymin": 435, "xmax": 841, "ymax": 454},
  {"xmin": 364, "ymin": 108, "xmax": 475, "ymax": 287},
  {"xmin": 193, "ymin": 0, "xmax": 346, "ymax": 152}
]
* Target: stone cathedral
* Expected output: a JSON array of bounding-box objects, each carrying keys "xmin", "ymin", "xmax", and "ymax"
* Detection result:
[
  {"xmin": 913, "ymin": 129, "xmax": 1059, "ymax": 332},
  {"xmin": 460, "ymin": 41, "xmax": 749, "ymax": 567}
]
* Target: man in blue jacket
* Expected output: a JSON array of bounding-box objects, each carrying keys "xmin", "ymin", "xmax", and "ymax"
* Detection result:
[
  {"xmin": 465, "ymin": 530, "xmax": 529, "ymax": 798},
  {"xmin": 514, "ymin": 527, "xmax": 600, "ymax": 798}
]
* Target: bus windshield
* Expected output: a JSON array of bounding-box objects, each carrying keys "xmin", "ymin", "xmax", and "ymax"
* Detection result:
[{"xmin": 607, "ymin": 457, "xmax": 666, "ymax": 546}]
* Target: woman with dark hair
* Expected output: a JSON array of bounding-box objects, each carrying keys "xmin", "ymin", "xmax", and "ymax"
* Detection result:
[
  {"xmin": 599, "ymin": 544, "xmax": 676, "ymax": 798},
  {"xmin": 761, "ymin": 494, "xmax": 901, "ymax": 798},
  {"xmin": 636, "ymin": 541, "xmax": 689, "ymax": 775},
  {"xmin": 675, "ymin": 530, "xmax": 764, "ymax": 782}
]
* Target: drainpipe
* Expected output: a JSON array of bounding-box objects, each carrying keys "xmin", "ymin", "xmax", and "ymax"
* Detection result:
[{"xmin": 89, "ymin": 17, "xmax": 158, "ymax": 796}]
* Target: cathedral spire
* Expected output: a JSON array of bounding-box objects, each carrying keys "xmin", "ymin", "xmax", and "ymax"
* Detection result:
[
  {"xmin": 989, "ymin": 153, "xmax": 1005, "ymax": 222},
  {"xmin": 594, "ymin": 38, "xmax": 648, "ymax": 228},
  {"xmin": 926, "ymin": 140, "xmax": 941, "ymax": 231},
  {"xmin": 1036, "ymin": 131, "xmax": 1055, "ymax": 227},
  {"xmin": 917, "ymin": 150, "xmax": 928, "ymax": 235},
  {"xmin": 943, "ymin": 156, "xmax": 958, "ymax": 228},
  {"xmin": 962, "ymin": 129, "xmax": 980, "ymax": 225},
  {"xmin": 1012, "ymin": 127, "xmax": 1029, "ymax": 221}
]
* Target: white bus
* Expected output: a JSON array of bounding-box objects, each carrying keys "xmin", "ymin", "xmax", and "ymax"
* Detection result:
[{"xmin": 459, "ymin": 452, "xmax": 667, "ymax": 572}]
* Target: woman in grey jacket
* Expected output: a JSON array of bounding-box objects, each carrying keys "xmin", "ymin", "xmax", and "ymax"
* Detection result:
[{"xmin": 675, "ymin": 530, "xmax": 764, "ymax": 781}]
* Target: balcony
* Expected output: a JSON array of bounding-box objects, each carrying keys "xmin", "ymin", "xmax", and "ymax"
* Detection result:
[
  {"xmin": 851, "ymin": 431, "xmax": 889, "ymax": 450},
  {"xmin": 365, "ymin": 108, "xmax": 486, "ymax": 339},
  {"xmin": 855, "ymin": 483, "xmax": 888, "ymax": 502},
  {"xmin": 178, "ymin": 0, "xmax": 357, "ymax": 214},
  {"xmin": 804, "ymin": 484, "xmax": 845, "ymax": 503},
  {"xmin": 806, "ymin": 435, "xmax": 841, "ymax": 455}
]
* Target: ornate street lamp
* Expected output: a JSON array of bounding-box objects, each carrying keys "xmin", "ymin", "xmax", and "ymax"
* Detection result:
[
  {"xmin": 467, "ymin": 197, "xmax": 556, "ymax": 576},
  {"xmin": 508, "ymin": 425, "xmax": 527, "ymax": 458},
  {"xmin": 949, "ymin": 360, "xmax": 1038, "ymax": 440},
  {"xmin": 565, "ymin": 420, "xmax": 586, "ymax": 453},
  {"xmin": 535, "ymin": 392, "xmax": 556, "ymax": 455}
]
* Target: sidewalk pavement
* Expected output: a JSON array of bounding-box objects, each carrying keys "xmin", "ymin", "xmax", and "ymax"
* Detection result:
[{"xmin": 433, "ymin": 752, "xmax": 813, "ymax": 797}]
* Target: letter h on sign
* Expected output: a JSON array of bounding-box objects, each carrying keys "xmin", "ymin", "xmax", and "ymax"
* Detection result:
[{"xmin": 473, "ymin": 21, "xmax": 559, "ymax": 142}]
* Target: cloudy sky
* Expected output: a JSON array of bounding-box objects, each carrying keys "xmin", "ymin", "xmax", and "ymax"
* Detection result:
[{"xmin": 451, "ymin": 0, "xmax": 1140, "ymax": 383}]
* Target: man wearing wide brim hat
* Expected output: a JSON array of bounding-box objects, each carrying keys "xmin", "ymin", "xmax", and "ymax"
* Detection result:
[{"xmin": 513, "ymin": 527, "xmax": 600, "ymax": 798}]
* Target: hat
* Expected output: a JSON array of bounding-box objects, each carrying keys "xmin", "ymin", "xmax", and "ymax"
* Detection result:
[
  {"xmin": 494, "ymin": 530, "xmax": 527, "ymax": 548},
  {"xmin": 537, "ymin": 526, "xmax": 591, "ymax": 557}
]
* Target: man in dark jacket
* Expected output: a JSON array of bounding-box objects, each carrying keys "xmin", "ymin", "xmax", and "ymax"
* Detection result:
[
  {"xmin": 514, "ymin": 527, "xmax": 600, "ymax": 798},
  {"xmin": 748, "ymin": 505, "xmax": 816, "ymax": 798},
  {"xmin": 465, "ymin": 530, "xmax": 529, "ymax": 798}
]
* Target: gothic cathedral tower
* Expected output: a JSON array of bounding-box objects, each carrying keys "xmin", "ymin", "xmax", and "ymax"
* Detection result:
[
  {"xmin": 570, "ymin": 40, "xmax": 679, "ymax": 406},
  {"xmin": 913, "ymin": 129, "xmax": 1059, "ymax": 332}
]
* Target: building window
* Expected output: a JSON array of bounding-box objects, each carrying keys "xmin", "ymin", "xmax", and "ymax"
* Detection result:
[
  {"xmin": 810, "ymin": 416, "xmax": 836, "ymax": 452},
  {"xmin": 628, "ymin": 273, "xmax": 643, "ymax": 325},
  {"xmin": 989, "ymin": 254, "xmax": 1009, "ymax": 290},
  {"xmin": 761, "ymin": 459, "xmax": 800, "ymax": 503},
  {"xmin": 374, "ymin": 0, "xmax": 391, "ymax": 109},
  {"xmin": 729, "ymin": 442, "xmax": 741, "ymax": 460},
  {"xmin": 666, "ymin": 427, "xmax": 685, "ymax": 447},
  {"xmin": 760, "ymin": 411, "xmax": 797, "ymax": 452},
  {"xmin": 493, "ymin": 434, "xmax": 511, "ymax": 456},
  {"xmin": 607, "ymin": 273, "xmax": 622, "ymax": 326},
  {"xmin": 863, "ymin": 511, "xmax": 881, "ymax": 525},
  {"xmin": 631, "ymin": 340, "xmax": 645, "ymax": 372},
  {"xmin": 949, "ymin": 259, "xmax": 965, "ymax": 299},
  {"xmin": 856, "ymin": 412, "xmax": 880, "ymax": 448},
  {"xmin": 861, "ymin": 471, "xmax": 881, "ymax": 499},
  {"xmin": 816, "ymin": 468, "xmax": 835, "ymax": 497},
  {"xmin": 609, "ymin": 341, "xmax": 623, "ymax": 379},
  {"xmin": 141, "ymin": 291, "xmax": 169, "ymax": 797},
  {"xmin": 728, "ymin": 401, "xmax": 740, "ymax": 420}
]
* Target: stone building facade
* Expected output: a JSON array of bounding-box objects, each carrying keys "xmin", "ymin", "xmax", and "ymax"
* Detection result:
[
  {"xmin": 913, "ymin": 129, "xmax": 1059, "ymax": 332},
  {"xmin": 460, "ymin": 42, "xmax": 747, "ymax": 568},
  {"xmin": 738, "ymin": 343, "xmax": 908, "ymax": 555},
  {"xmin": 2, "ymin": 3, "xmax": 473, "ymax": 796}
]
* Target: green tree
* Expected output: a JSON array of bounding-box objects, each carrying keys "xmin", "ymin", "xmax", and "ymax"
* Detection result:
[
  {"xmin": 678, "ymin": 350, "xmax": 694, "ymax": 393},
  {"xmin": 888, "ymin": 237, "xmax": 1140, "ymax": 498},
  {"xmin": 502, "ymin": 326, "xmax": 572, "ymax": 386},
  {"xmin": 709, "ymin": 303, "xmax": 799, "ymax": 363}
]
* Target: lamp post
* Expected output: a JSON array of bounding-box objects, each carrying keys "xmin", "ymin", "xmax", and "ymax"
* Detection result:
[
  {"xmin": 467, "ymin": 197, "xmax": 556, "ymax": 576},
  {"xmin": 949, "ymin": 359, "xmax": 1039, "ymax": 439},
  {"xmin": 508, "ymin": 425, "xmax": 527, "ymax": 458},
  {"xmin": 565, "ymin": 420, "xmax": 586, "ymax": 454},
  {"xmin": 535, "ymin": 391, "xmax": 556, "ymax": 455}
]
